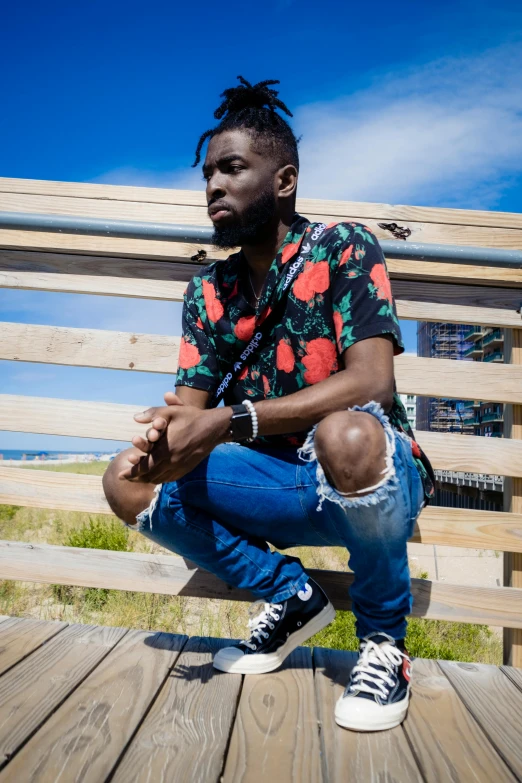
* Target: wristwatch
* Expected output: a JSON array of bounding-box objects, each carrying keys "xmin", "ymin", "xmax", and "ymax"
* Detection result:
[{"xmin": 228, "ymin": 404, "xmax": 254, "ymax": 442}]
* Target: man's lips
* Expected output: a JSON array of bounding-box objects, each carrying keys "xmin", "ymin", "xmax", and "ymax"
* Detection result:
[
  {"xmin": 209, "ymin": 209, "xmax": 231, "ymax": 223},
  {"xmin": 208, "ymin": 203, "xmax": 233, "ymax": 223}
]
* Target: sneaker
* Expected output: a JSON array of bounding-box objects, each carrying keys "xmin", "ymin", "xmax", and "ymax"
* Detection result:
[
  {"xmin": 213, "ymin": 579, "xmax": 335, "ymax": 674},
  {"xmin": 334, "ymin": 632, "xmax": 412, "ymax": 731}
]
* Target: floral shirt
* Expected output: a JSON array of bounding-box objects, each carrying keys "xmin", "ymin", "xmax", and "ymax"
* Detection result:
[{"xmin": 177, "ymin": 214, "xmax": 434, "ymax": 501}]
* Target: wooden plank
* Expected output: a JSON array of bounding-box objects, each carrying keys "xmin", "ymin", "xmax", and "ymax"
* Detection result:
[
  {"xmin": 2, "ymin": 468, "xmax": 522, "ymax": 553},
  {"xmin": 403, "ymin": 657, "xmax": 516, "ymax": 782},
  {"xmin": 439, "ymin": 660, "xmax": 522, "ymax": 778},
  {"xmin": 503, "ymin": 329, "xmax": 522, "ymax": 668},
  {"xmin": 0, "ymin": 467, "xmax": 111, "ymax": 513},
  {"xmin": 1, "ymin": 629, "xmax": 187, "ymax": 783},
  {"xmin": 222, "ymin": 646, "xmax": 321, "ymax": 783},
  {"xmin": 0, "ymin": 322, "xmax": 179, "ymax": 374},
  {"xmin": 111, "ymin": 636, "xmax": 242, "ymax": 783},
  {"xmin": 3, "ymin": 395, "xmax": 522, "ymax": 478},
  {"xmin": 396, "ymin": 299, "xmax": 522, "ymax": 328},
  {"xmin": 3, "ymin": 177, "xmax": 522, "ymax": 230},
  {"xmin": 0, "ymin": 623, "xmax": 126, "ymax": 769},
  {"xmin": 2, "ymin": 248, "xmax": 521, "ymax": 303},
  {"xmin": 392, "ymin": 279, "xmax": 522, "ymax": 317},
  {"xmin": 0, "ymin": 617, "xmax": 67, "ymax": 677},
  {"xmin": 1, "ymin": 227, "xmax": 520, "ymax": 285},
  {"xmin": 1, "ymin": 540, "xmax": 522, "ymax": 628},
  {"xmin": 395, "ymin": 355, "xmax": 522, "ymax": 404},
  {"xmin": 2, "ymin": 250, "xmax": 522, "ymax": 327},
  {"xmin": 4, "ymin": 191, "xmax": 522, "ymax": 250},
  {"xmin": 0, "ymin": 247, "xmax": 204, "ymax": 283},
  {"xmin": 313, "ymin": 647, "xmax": 422, "ymax": 781},
  {"xmin": 2, "ymin": 321, "xmax": 522, "ymax": 403},
  {"xmin": 500, "ymin": 665, "xmax": 522, "ymax": 693},
  {"xmin": 387, "ymin": 258, "xmax": 522, "ymax": 288}
]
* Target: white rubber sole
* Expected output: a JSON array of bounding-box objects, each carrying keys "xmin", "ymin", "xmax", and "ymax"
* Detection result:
[
  {"xmin": 213, "ymin": 601, "xmax": 336, "ymax": 674},
  {"xmin": 334, "ymin": 691, "xmax": 410, "ymax": 732}
]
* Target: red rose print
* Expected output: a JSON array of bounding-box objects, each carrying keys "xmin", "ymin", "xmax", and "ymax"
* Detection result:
[
  {"xmin": 276, "ymin": 339, "xmax": 295, "ymax": 373},
  {"xmin": 196, "ymin": 317, "xmax": 204, "ymax": 330},
  {"xmin": 178, "ymin": 337, "xmax": 201, "ymax": 369},
  {"xmin": 370, "ymin": 263, "xmax": 393, "ymax": 302},
  {"xmin": 333, "ymin": 311, "xmax": 343, "ymax": 351},
  {"xmin": 262, "ymin": 375, "xmax": 270, "ymax": 396},
  {"xmin": 234, "ymin": 314, "xmax": 256, "ymax": 341},
  {"xmin": 348, "ymin": 271, "xmax": 357, "ymax": 277},
  {"xmin": 293, "ymin": 261, "xmax": 330, "ymax": 302},
  {"xmin": 202, "ymin": 279, "xmax": 224, "ymax": 323},
  {"xmin": 339, "ymin": 245, "xmax": 353, "ymax": 266},
  {"xmin": 281, "ymin": 239, "xmax": 301, "ymax": 265},
  {"xmin": 326, "ymin": 222, "xmax": 339, "ymax": 229},
  {"xmin": 303, "ymin": 338, "xmax": 338, "ymax": 384},
  {"xmin": 411, "ymin": 440, "xmax": 421, "ymax": 458},
  {"xmin": 238, "ymin": 366, "xmax": 248, "ymax": 380}
]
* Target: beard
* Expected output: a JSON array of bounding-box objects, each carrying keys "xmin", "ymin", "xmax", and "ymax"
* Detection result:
[{"xmin": 211, "ymin": 187, "xmax": 277, "ymax": 250}]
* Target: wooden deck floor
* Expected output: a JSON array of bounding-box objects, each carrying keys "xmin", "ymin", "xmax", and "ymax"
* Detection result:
[{"xmin": 0, "ymin": 618, "xmax": 521, "ymax": 782}]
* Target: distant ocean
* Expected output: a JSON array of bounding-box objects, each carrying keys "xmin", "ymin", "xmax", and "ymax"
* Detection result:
[{"xmin": 0, "ymin": 449, "xmax": 116, "ymax": 461}]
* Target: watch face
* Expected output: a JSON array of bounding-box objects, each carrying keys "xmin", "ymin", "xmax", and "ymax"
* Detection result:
[{"xmin": 230, "ymin": 409, "xmax": 253, "ymax": 441}]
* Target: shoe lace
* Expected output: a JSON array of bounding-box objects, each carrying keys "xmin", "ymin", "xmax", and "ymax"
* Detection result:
[
  {"xmin": 348, "ymin": 637, "xmax": 407, "ymax": 699},
  {"xmin": 241, "ymin": 601, "xmax": 283, "ymax": 651}
]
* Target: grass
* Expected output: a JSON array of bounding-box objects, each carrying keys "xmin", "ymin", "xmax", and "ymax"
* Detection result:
[{"xmin": 0, "ymin": 461, "xmax": 502, "ymax": 663}]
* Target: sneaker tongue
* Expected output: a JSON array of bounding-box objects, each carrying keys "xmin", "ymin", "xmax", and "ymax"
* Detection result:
[{"xmin": 363, "ymin": 633, "xmax": 394, "ymax": 647}]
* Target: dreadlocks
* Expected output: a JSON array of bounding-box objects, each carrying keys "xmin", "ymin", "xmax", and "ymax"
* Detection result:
[{"xmin": 193, "ymin": 76, "xmax": 299, "ymax": 170}]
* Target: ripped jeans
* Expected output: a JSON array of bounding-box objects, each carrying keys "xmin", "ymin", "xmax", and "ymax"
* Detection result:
[{"xmin": 133, "ymin": 402, "xmax": 425, "ymax": 639}]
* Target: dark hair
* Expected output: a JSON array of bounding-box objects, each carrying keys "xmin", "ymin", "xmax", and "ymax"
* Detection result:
[{"xmin": 193, "ymin": 76, "xmax": 299, "ymax": 170}]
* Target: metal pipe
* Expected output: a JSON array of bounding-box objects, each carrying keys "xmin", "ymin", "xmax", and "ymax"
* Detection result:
[{"xmin": 1, "ymin": 210, "xmax": 521, "ymax": 269}]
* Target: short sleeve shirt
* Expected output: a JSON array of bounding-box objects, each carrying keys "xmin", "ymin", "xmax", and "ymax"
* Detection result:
[{"xmin": 176, "ymin": 215, "xmax": 434, "ymax": 501}]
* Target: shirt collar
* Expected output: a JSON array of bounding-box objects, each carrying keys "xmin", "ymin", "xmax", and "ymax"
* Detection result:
[{"xmin": 255, "ymin": 213, "xmax": 310, "ymax": 313}]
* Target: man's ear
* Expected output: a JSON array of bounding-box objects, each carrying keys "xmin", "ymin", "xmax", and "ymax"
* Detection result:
[{"xmin": 276, "ymin": 164, "xmax": 298, "ymax": 201}]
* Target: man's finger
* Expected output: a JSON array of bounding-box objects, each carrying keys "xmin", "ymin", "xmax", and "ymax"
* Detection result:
[
  {"xmin": 164, "ymin": 391, "xmax": 184, "ymax": 406},
  {"xmin": 119, "ymin": 452, "xmax": 156, "ymax": 481},
  {"xmin": 134, "ymin": 407, "xmax": 158, "ymax": 423},
  {"xmin": 132, "ymin": 435, "xmax": 152, "ymax": 453}
]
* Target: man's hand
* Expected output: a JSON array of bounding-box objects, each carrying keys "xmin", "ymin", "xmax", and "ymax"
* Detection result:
[{"xmin": 118, "ymin": 392, "xmax": 231, "ymax": 484}]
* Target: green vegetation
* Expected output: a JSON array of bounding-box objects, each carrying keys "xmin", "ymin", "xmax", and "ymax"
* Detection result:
[
  {"xmin": 0, "ymin": 460, "xmax": 503, "ymax": 663},
  {"xmin": 306, "ymin": 611, "xmax": 500, "ymax": 663}
]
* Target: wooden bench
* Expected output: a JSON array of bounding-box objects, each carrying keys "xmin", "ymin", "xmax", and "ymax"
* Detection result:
[{"xmin": 0, "ymin": 176, "xmax": 521, "ymax": 670}]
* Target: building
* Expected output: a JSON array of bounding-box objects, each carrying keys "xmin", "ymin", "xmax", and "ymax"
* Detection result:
[
  {"xmin": 417, "ymin": 321, "xmax": 506, "ymax": 511},
  {"xmin": 399, "ymin": 393, "xmax": 416, "ymax": 430},
  {"xmin": 461, "ymin": 326, "xmax": 505, "ymax": 437},
  {"xmin": 416, "ymin": 322, "xmax": 474, "ymax": 434}
]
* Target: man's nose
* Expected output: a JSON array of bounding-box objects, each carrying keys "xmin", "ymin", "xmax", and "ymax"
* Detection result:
[{"xmin": 207, "ymin": 172, "xmax": 226, "ymax": 201}]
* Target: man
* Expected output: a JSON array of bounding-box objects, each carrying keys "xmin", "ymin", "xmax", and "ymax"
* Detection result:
[{"xmin": 103, "ymin": 76, "xmax": 434, "ymax": 732}]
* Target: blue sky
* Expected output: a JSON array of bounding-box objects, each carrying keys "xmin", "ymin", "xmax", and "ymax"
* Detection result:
[{"xmin": 1, "ymin": 0, "xmax": 522, "ymax": 451}]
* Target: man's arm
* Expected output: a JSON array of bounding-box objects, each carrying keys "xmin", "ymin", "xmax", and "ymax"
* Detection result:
[
  {"xmin": 120, "ymin": 335, "xmax": 394, "ymax": 482},
  {"xmin": 250, "ymin": 334, "xmax": 394, "ymax": 437}
]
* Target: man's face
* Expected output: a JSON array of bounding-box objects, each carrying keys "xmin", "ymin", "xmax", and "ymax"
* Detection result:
[{"xmin": 203, "ymin": 130, "xmax": 279, "ymax": 249}]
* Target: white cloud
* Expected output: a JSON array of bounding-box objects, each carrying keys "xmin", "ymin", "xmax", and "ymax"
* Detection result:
[
  {"xmin": 92, "ymin": 44, "xmax": 522, "ymax": 211},
  {"xmin": 295, "ymin": 43, "xmax": 522, "ymax": 208}
]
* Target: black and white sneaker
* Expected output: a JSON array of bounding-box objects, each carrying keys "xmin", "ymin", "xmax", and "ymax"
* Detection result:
[
  {"xmin": 213, "ymin": 579, "xmax": 335, "ymax": 674},
  {"xmin": 335, "ymin": 632, "xmax": 412, "ymax": 731}
]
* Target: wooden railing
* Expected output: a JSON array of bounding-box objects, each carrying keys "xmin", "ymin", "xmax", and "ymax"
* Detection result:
[{"xmin": 1, "ymin": 177, "xmax": 521, "ymax": 665}]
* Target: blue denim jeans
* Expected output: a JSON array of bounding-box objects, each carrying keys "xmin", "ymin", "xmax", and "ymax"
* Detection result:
[{"xmin": 134, "ymin": 402, "xmax": 425, "ymax": 639}]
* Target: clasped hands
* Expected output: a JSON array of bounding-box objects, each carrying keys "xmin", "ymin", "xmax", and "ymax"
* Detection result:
[{"xmin": 118, "ymin": 391, "xmax": 226, "ymax": 484}]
